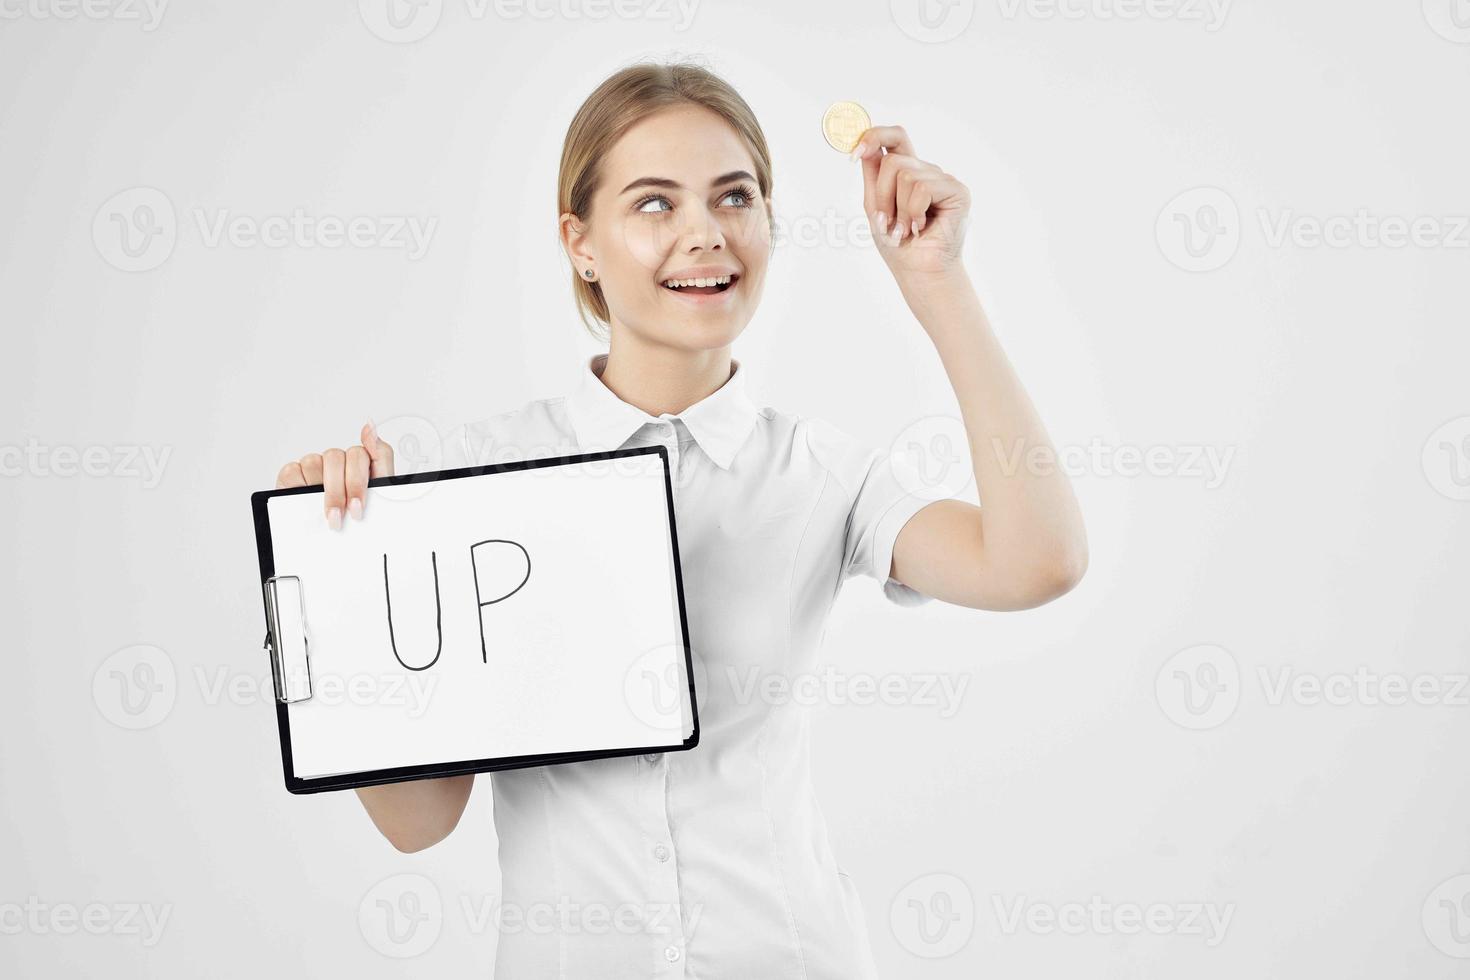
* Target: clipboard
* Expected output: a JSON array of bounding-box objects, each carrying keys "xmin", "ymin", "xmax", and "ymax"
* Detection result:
[{"xmin": 250, "ymin": 445, "xmax": 699, "ymax": 795}]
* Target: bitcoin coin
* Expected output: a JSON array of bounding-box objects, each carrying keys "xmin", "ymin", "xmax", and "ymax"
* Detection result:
[{"xmin": 822, "ymin": 101, "xmax": 871, "ymax": 153}]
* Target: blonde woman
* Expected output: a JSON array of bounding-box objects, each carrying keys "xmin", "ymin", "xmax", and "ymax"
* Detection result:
[{"xmin": 274, "ymin": 60, "xmax": 1087, "ymax": 979}]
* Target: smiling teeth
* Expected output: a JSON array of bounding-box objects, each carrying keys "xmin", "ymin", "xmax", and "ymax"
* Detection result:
[{"xmin": 663, "ymin": 275, "xmax": 733, "ymax": 288}]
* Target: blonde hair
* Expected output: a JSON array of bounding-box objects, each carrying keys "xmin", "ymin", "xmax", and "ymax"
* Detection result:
[{"xmin": 557, "ymin": 58, "xmax": 774, "ymax": 342}]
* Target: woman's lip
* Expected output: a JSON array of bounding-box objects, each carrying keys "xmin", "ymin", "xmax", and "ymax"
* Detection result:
[{"xmin": 659, "ymin": 275, "xmax": 740, "ymax": 305}]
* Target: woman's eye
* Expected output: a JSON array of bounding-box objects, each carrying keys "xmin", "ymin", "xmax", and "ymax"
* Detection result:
[
  {"xmin": 635, "ymin": 188, "xmax": 755, "ymax": 215},
  {"xmin": 636, "ymin": 195, "xmax": 672, "ymax": 214}
]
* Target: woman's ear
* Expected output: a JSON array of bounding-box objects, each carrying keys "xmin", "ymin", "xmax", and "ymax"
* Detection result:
[{"xmin": 560, "ymin": 211, "xmax": 592, "ymax": 269}]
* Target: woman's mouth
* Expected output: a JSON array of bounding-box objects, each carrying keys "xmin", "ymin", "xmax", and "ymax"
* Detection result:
[{"xmin": 659, "ymin": 273, "xmax": 739, "ymax": 300}]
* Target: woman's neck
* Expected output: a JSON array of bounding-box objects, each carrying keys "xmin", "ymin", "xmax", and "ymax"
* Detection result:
[{"xmin": 596, "ymin": 334, "xmax": 735, "ymax": 418}]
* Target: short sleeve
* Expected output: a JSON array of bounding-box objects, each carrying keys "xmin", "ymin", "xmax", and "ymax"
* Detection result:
[{"xmin": 805, "ymin": 417, "xmax": 940, "ymax": 607}]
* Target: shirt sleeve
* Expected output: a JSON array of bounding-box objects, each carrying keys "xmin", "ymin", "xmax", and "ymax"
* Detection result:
[{"xmin": 806, "ymin": 417, "xmax": 941, "ymax": 607}]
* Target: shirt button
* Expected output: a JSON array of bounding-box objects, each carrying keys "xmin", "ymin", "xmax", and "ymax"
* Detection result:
[
  {"xmin": 664, "ymin": 945, "xmax": 682, "ymax": 963},
  {"xmin": 653, "ymin": 843, "xmax": 670, "ymax": 862}
]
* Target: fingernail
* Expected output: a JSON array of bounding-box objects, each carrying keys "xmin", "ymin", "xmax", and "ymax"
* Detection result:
[
  {"xmin": 911, "ymin": 219, "xmax": 920, "ymax": 238},
  {"xmin": 850, "ymin": 142, "xmax": 865, "ymax": 162},
  {"xmin": 328, "ymin": 507, "xmax": 342, "ymax": 530},
  {"xmin": 890, "ymin": 219, "xmax": 904, "ymax": 243},
  {"xmin": 348, "ymin": 498, "xmax": 363, "ymax": 521},
  {"xmin": 876, "ymin": 211, "xmax": 888, "ymax": 234}
]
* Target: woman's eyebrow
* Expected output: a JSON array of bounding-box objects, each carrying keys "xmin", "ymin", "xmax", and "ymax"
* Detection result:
[{"xmin": 619, "ymin": 170, "xmax": 755, "ymax": 195}]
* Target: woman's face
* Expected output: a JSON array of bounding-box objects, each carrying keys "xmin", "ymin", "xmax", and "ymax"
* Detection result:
[{"xmin": 565, "ymin": 104, "xmax": 772, "ymax": 353}]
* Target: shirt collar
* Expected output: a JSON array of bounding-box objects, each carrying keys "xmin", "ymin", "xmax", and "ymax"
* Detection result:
[{"xmin": 564, "ymin": 352, "xmax": 760, "ymax": 470}]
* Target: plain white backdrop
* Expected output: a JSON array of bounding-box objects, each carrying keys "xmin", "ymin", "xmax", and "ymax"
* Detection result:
[{"xmin": 2, "ymin": 0, "xmax": 1468, "ymax": 976}]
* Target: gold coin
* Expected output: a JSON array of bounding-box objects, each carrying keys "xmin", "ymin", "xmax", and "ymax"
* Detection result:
[{"xmin": 821, "ymin": 100, "xmax": 871, "ymax": 153}]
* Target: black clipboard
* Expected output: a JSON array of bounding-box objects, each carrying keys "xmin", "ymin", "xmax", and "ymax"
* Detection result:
[{"xmin": 250, "ymin": 444, "xmax": 700, "ymax": 795}]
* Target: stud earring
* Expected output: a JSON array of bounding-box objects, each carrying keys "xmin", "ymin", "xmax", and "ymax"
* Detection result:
[{"xmin": 584, "ymin": 269, "xmax": 595, "ymax": 280}]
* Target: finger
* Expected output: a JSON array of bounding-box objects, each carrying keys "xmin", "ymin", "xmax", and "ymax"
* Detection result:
[
  {"xmin": 853, "ymin": 124, "xmax": 916, "ymax": 162},
  {"xmin": 322, "ymin": 448, "xmax": 346, "ymax": 529},
  {"xmin": 875, "ymin": 154, "xmax": 934, "ymax": 243},
  {"xmin": 902, "ymin": 175, "xmax": 934, "ymax": 238},
  {"xmin": 362, "ymin": 420, "xmax": 395, "ymax": 478},
  {"xmin": 345, "ymin": 445, "xmax": 371, "ymax": 520},
  {"xmin": 854, "ymin": 124, "xmax": 919, "ymax": 236},
  {"xmin": 298, "ymin": 452, "xmax": 324, "ymax": 485},
  {"xmin": 276, "ymin": 462, "xmax": 306, "ymax": 489}
]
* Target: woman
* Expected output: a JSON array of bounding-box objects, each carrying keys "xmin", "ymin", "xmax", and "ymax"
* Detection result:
[{"xmin": 274, "ymin": 60, "xmax": 1087, "ymax": 979}]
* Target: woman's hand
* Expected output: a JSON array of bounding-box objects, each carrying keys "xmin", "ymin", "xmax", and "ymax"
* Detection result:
[
  {"xmin": 854, "ymin": 123, "xmax": 972, "ymax": 286},
  {"xmin": 274, "ymin": 420, "xmax": 394, "ymax": 528}
]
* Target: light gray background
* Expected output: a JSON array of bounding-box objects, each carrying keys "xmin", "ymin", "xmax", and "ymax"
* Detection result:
[{"xmin": 3, "ymin": 1, "xmax": 1468, "ymax": 977}]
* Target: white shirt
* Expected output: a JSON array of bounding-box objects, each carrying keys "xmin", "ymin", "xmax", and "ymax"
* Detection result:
[{"xmin": 443, "ymin": 352, "xmax": 938, "ymax": 979}]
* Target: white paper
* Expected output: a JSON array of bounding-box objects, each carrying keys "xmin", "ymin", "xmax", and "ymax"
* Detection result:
[{"xmin": 264, "ymin": 452, "xmax": 693, "ymax": 780}]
